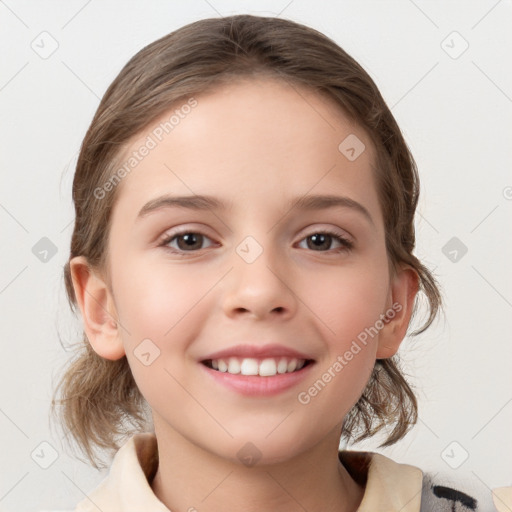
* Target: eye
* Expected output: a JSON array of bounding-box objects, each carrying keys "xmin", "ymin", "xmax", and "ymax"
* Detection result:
[
  {"xmin": 159, "ymin": 230, "xmax": 215, "ymax": 254},
  {"xmin": 297, "ymin": 230, "xmax": 354, "ymax": 253},
  {"xmin": 158, "ymin": 228, "xmax": 354, "ymax": 255}
]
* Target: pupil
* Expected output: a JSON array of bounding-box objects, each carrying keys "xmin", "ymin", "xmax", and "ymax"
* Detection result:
[
  {"xmin": 309, "ymin": 233, "xmax": 329, "ymax": 250},
  {"xmin": 180, "ymin": 233, "xmax": 201, "ymax": 250}
]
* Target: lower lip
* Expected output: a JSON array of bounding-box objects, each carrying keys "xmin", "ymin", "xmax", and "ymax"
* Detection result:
[{"xmin": 199, "ymin": 362, "xmax": 314, "ymax": 397}]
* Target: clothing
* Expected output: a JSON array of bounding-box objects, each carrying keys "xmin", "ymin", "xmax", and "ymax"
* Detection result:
[{"xmin": 74, "ymin": 433, "xmax": 511, "ymax": 511}]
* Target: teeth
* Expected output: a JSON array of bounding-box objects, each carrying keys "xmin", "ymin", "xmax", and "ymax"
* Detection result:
[
  {"xmin": 240, "ymin": 358, "xmax": 259, "ymax": 375},
  {"xmin": 228, "ymin": 357, "xmax": 241, "ymax": 374},
  {"xmin": 208, "ymin": 357, "xmax": 307, "ymax": 376},
  {"xmin": 259, "ymin": 358, "xmax": 277, "ymax": 376},
  {"xmin": 277, "ymin": 358, "xmax": 288, "ymax": 374}
]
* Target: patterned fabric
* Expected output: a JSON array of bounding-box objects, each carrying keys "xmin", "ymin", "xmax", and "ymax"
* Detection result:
[{"xmin": 420, "ymin": 471, "xmax": 511, "ymax": 512}]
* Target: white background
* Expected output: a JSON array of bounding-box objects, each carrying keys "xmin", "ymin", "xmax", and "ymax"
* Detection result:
[{"xmin": 1, "ymin": 0, "xmax": 511, "ymax": 510}]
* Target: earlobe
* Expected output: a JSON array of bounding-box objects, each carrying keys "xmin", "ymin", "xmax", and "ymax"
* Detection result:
[
  {"xmin": 69, "ymin": 256, "xmax": 126, "ymax": 360},
  {"xmin": 376, "ymin": 265, "xmax": 419, "ymax": 359}
]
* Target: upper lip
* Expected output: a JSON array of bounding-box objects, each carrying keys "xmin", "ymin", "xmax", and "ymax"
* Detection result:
[{"xmin": 201, "ymin": 343, "xmax": 314, "ymax": 361}]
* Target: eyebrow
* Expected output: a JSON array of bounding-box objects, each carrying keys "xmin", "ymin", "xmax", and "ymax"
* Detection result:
[{"xmin": 136, "ymin": 193, "xmax": 374, "ymax": 225}]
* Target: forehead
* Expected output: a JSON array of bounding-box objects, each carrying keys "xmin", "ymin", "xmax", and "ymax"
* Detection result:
[{"xmin": 109, "ymin": 77, "xmax": 381, "ymax": 226}]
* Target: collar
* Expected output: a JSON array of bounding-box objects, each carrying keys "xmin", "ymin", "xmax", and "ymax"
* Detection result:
[{"xmin": 75, "ymin": 432, "xmax": 424, "ymax": 511}]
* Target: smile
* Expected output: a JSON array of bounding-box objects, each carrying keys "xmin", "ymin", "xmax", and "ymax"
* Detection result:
[
  {"xmin": 200, "ymin": 357, "xmax": 315, "ymax": 397},
  {"xmin": 203, "ymin": 357, "xmax": 313, "ymax": 377}
]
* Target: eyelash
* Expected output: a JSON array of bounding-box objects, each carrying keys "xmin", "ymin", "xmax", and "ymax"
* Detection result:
[{"xmin": 158, "ymin": 228, "xmax": 354, "ymax": 256}]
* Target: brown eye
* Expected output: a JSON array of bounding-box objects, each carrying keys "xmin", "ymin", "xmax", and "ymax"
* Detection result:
[
  {"xmin": 160, "ymin": 231, "xmax": 214, "ymax": 253},
  {"xmin": 298, "ymin": 231, "xmax": 353, "ymax": 252}
]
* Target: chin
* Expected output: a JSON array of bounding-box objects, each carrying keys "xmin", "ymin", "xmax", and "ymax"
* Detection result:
[{"xmin": 225, "ymin": 431, "xmax": 314, "ymax": 468}]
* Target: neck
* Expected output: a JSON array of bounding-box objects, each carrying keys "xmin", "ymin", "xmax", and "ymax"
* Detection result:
[{"xmin": 150, "ymin": 422, "xmax": 364, "ymax": 512}]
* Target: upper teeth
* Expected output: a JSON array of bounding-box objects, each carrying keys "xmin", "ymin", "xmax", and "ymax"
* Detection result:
[{"xmin": 210, "ymin": 357, "xmax": 306, "ymax": 377}]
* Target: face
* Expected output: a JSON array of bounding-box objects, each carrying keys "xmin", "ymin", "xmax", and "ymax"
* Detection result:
[{"xmin": 92, "ymin": 78, "xmax": 409, "ymax": 464}]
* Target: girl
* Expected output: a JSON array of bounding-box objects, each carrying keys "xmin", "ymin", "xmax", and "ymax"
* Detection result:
[{"xmin": 51, "ymin": 14, "xmax": 510, "ymax": 512}]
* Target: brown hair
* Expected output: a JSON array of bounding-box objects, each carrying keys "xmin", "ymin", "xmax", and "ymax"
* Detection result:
[{"xmin": 51, "ymin": 14, "xmax": 442, "ymax": 469}]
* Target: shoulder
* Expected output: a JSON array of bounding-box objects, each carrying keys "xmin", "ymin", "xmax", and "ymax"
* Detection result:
[{"xmin": 340, "ymin": 450, "xmax": 511, "ymax": 512}]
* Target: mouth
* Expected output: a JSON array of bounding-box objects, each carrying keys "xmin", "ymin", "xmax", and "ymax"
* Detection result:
[
  {"xmin": 201, "ymin": 357, "xmax": 315, "ymax": 377},
  {"xmin": 198, "ymin": 343, "xmax": 316, "ymax": 396}
]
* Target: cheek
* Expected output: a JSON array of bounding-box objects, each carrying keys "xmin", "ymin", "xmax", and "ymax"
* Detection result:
[
  {"xmin": 296, "ymin": 269, "xmax": 384, "ymax": 421},
  {"xmin": 312, "ymin": 263, "xmax": 389, "ymax": 342},
  {"xmin": 303, "ymin": 263, "xmax": 388, "ymax": 407},
  {"xmin": 111, "ymin": 263, "xmax": 216, "ymax": 409},
  {"xmin": 111, "ymin": 260, "xmax": 227, "ymax": 398},
  {"xmin": 113, "ymin": 261, "xmax": 213, "ymax": 341}
]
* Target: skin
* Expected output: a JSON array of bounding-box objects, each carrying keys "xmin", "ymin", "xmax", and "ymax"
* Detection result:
[{"xmin": 70, "ymin": 77, "xmax": 418, "ymax": 512}]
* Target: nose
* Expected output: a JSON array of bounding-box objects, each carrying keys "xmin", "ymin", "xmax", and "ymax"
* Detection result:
[{"xmin": 221, "ymin": 239, "xmax": 298, "ymax": 321}]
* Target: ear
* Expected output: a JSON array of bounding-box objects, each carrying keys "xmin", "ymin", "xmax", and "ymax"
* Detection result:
[
  {"xmin": 376, "ymin": 265, "xmax": 419, "ymax": 359},
  {"xmin": 69, "ymin": 256, "xmax": 126, "ymax": 360}
]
